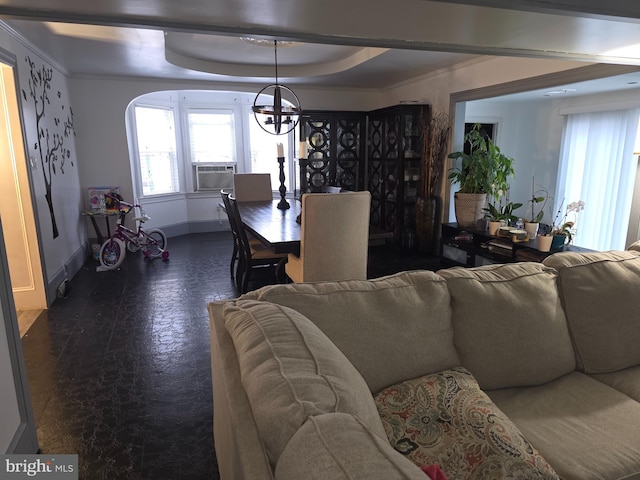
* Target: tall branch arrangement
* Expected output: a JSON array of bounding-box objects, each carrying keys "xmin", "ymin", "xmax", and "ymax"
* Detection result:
[
  {"xmin": 420, "ymin": 110, "xmax": 451, "ymax": 198},
  {"xmin": 24, "ymin": 56, "xmax": 76, "ymax": 239}
]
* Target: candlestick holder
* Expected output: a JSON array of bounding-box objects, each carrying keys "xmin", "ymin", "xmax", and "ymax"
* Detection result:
[
  {"xmin": 297, "ymin": 157, "xmax": 309, "ymax": 199},
  {"xmin": 277, "ymin": 156, "xmax": 290, "ymax": 210}
]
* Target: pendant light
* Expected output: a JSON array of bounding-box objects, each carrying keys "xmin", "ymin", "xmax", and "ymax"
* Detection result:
[{"xmin": 252, "ymin": 40, "xmax": 302, "ymax": 135}]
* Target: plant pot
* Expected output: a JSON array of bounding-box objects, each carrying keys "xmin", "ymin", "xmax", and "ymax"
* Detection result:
[
  {"xmin": 537, "ymin": 235, "xmax": 553, "ymax": 252},
  {"xmin": 524, "ymin": 222, "xmax": 539, "ymax": 239},
  {"xmin": 552, "ymin": 234, "xmax": 567, "ymax": 249},
  {"xmin": 454, "ymin": 192, "xmax": 487, "ymax": 228},
  {"xmin": 488, "ymin": 221, "xmax": 501, "ymax": 236}
]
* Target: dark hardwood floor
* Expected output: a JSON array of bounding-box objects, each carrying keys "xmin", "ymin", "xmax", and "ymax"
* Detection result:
[{"xmin": 20, "ymin": 231, "xmax": 441, "ymax": 479}]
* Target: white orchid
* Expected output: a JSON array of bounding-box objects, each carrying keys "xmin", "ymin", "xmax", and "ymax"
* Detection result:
[
  {"xmin": 567, "ymin": 200, "xmax": 585, "ymax": 213},
  {"xmin": 551, "ymin": 199, "xmax": 585, "ymax": 242}
]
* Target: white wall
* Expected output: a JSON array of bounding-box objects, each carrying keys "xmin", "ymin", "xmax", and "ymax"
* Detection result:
[
  {"xmin": 0, "ymin": 25, "xmax": 84, "ymax": 293},
  {"xmin": 464, "ymin": 98, "xmax": 563, "ymax": 224},
  {"xmin": 380, "ymin": 56, "xmax": 592, "ymax": 112},
  {"xmin": 458, "ymin": 83, "xmax": 640, "ymax": 238}
]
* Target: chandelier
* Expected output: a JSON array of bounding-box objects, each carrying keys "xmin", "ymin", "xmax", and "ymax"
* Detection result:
[{"xmin": 252, "ymin": 40, "xmax": 302, "ymax": 135}]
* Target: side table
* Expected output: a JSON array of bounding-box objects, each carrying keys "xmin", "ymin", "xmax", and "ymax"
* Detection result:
[{"xmin": 82, "ymin": 210, "xmax": 119, "ymax": 244}]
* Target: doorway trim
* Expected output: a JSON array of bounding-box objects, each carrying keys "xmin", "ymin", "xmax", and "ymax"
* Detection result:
[
  {"xmin": 0, "ymin": 48, "xmax": 50, "ymax": 307},
  {"xmin": 0, "ymin": 217, "xmax": 39, "ymax": 452}
]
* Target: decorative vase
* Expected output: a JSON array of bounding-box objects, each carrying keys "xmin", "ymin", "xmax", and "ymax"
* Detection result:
[
  {"xmin": 415, "ymin": 195, "xmax": 441, "ymax": 255},
  {"xmin": 537, "ymin": 235, "xmax": 553, "ymax": 252},
  {"xmin": 551, "ymin": 234, "xmax": 567, "ymax": 249},
  {"xmin": 488, "ymin": 221, "xmax": 501, "ymax": 236},
  {"xmin": 454, "ymin": 192, "xmax": 487, "ymax": 228},
  {"xmin": 524, "ymin": 222, "xmax": 539, "ymax": 240}
]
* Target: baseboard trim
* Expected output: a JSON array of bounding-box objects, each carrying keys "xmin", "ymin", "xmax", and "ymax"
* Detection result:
[
  {"xmin": 46, "ymin": 242, "xmax": 88, "ymax": 306},
  {"xmin": 54, "ymin": 222, "xmax": 231, "ymax": 303},
  {"xmin": 161, "ymin": 220, "xmax": 229, "ymax": 238},
  {"xmin": 7, "ymin": 421, "xmax": 39, "ymax": 454}
]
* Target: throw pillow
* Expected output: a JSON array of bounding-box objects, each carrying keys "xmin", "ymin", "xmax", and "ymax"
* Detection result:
[{"xmin": 374, "ymin": 367, "xmax": 560, "ymax": 480}]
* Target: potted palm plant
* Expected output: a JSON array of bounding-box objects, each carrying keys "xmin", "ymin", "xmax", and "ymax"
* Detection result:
[{"xmin": 448, "ymin": 123, "xmax": 516, "ymax": 227}]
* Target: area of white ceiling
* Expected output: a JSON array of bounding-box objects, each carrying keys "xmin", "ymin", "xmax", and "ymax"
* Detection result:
[
  {"xmin": 163, "ymin": 33, "xmax": 391, "ymax": 79},
  {"xmin": 3, "ymin": 1, "xmax": 640, "ymax": 97},
  {"xmin": 3, "ymin": 19, "xmax": 481, "ymax": 88}
]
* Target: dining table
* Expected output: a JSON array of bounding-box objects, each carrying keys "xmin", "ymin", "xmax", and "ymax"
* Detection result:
[
  {"xmin": 227, "ymin": 196, "xmax": 393, "ymax": 258},
  {"xmin": 236, "ymin": 199, "xmax": 302, "ymax": 255}
]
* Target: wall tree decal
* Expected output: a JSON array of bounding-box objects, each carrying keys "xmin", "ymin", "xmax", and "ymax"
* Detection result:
[{"xmin": 23, "ymin": 56, "xmax": 76, "ymax": 239}]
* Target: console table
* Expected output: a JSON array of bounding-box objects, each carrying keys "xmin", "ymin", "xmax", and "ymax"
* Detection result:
[
  {"xmin": 82, "ymin": 210, "xmax": 119, "ymax": 244},
  {"xmin": 440, "ymin": 222, "xmax": 593, "ymax": 268}
]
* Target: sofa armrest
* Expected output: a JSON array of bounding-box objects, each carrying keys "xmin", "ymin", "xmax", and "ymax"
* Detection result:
[{"xmin": 209, "ymin": 301, "xmax": 274, "ymax": 480}]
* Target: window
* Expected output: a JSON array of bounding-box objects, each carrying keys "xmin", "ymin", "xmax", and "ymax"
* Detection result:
[
  {"xmin": 128, "ymin": 91, "xmax": 296, "ymax": 199},
  {"xmin": 187, "ymin": 109, "xmax": 236, "ymax": 163},
  {"xmin": 249, "ymin": 108, "xmax": 290, "ymax": 191},
  {"xmin": 134, "ymin": 105, "xmax": 179, "ymax": 196},
  {"xmin": 556, "ymin": 108, "xmax": 640, "ymax": 250}
]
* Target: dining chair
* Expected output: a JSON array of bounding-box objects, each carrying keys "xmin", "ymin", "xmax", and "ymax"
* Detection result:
[
  {"xmin": 285, "ymin": 191, "xmax": 371, "ymax": 283},
  {"xmin": 224, "ymin": 192, "xmax": 287, "ymax": 293},
  {"xmin": 233, "ymin": 173, "xmax": 273, "ymax": 201},
  {"xmin": 221, "ymin": 189, "xmax": 246, "ymax": 281}
]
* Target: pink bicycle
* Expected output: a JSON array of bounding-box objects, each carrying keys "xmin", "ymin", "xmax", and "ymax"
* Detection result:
[{"xmin": 98, "ymin": 194, "xmax": 169, "ymax": 270}]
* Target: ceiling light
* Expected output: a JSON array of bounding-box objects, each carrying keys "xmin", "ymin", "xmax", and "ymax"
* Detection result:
[
  {"xmin": 544, "ymin": 88, "xmax": 577, "ymax": 96},
  {"xmin": 252, "ymin": 40, "xmax": 302, "ymax": 135},
  {"xmin": 241, "ymin": 37, "xmax": 300, "ymax": 48}
]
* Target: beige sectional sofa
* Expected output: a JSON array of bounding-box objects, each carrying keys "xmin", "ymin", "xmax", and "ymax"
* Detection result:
[{"xmin": 208, "ymin": 249, "xmax": 640, "ymax": 480}]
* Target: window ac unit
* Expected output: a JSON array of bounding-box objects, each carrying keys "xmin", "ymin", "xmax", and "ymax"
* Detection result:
[{"xmin": 195, "ymin": 163, "xmax": 236, "ymax": 191}]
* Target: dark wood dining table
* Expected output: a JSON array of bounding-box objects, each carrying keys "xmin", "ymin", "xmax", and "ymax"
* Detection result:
[
  {"xmin": 236, "ymin": 200, "xmax": 302, "ymax": 255},
  {"xmin": 226, "ymin": 197, "xmax": 393, "ymax": 257}
]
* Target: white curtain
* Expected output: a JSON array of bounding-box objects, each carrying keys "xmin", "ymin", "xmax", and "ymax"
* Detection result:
[{"xmin": 556, "ymin": 108, "xmax": 640, "ymax": 251}]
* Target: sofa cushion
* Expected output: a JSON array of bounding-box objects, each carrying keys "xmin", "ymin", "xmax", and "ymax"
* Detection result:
[
  {"xmin": 628, "ymin": 239, "xmax": 640, "ymax": 252},
  {"xmin": 374, "ymin": 367, "xmax": 559, "ymax": 480},
  {"xmin": 275, "ymin": 413, "xmax": 427, "ymax": 480},
  {"xmin": 592, "ymin": 365, "xmax": 640, "ymax": 402},
  {"xmin": 488, "ymin": 371, "xmax": 640, "ymax": 480},
  {"xmin": 241, "ymin": 270, "xmax": 459, "ymax": 393},
  {"xmin": 223, "ymin": 299, "xmax": 386, "ymax": 466},
  {"xmin": 542, "ymin": 250, "xmax": 640, "ymax": 373},
  {"xmin": 438, "ymin": 262, "xmax": 575, "ymax": 390}
]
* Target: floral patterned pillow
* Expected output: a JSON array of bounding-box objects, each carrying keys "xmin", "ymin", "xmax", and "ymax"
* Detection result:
[{"xmin": 374, "ymin": 367, "xmax": 559, "ymax": 480}]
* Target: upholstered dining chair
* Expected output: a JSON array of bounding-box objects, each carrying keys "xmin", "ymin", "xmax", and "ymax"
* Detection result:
[
  {"xmin": 233, "ymin": 173, "xmax": 273, "ymax": 202},
  {"xmin": 223, "ymin": 191, "xmax": 287, "ymax": 293},
  {"xmin": 285, "ymin": 191, "xmax": 371, "ymax": 283}
]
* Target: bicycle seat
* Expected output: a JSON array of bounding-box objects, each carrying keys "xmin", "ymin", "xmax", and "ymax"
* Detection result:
[{"xmin": 134, "ymin": 215, "xmax": 151, "ymax": 223}]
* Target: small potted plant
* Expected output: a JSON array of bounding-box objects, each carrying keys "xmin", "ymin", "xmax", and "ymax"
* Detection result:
[
  {"xmin": 538, "ymin": 199, "xmax": 585, "ymax": 251},
  {"xmin": 484, "ymin": 189, "xmax": 522, "ymax": 235},
  {"xmin": 448, "ymin": 123, "xmax": 515, "ymax": 227},
  {"xmin": 525, "ymin": 180, "xmax": 552, "ymax": 239}
]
